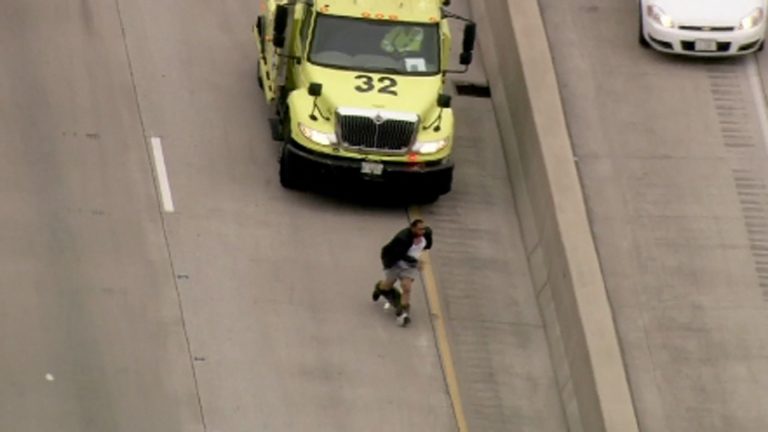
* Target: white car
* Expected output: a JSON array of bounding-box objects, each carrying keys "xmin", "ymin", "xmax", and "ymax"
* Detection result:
[{"xmin": 640, "ymin": 0, "xmax": 767, "ymax": 56}]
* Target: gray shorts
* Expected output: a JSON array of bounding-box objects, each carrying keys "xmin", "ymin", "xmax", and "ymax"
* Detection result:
[{"xmin": 384, "ymin": 261, "xmax": 419, "ymax": 282}]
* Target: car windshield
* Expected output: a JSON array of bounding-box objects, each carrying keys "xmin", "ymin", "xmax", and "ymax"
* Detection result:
[{"xmin": 308, "ymin": 14, "xmax": 440, "ymax": 75}]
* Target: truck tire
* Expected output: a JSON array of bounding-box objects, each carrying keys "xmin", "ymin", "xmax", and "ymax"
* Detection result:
[
  {"xmin": 257, "ymin": 62, "xmax": 264, "ymax": 90},
  {"xmin": 413, "ymin": 177, "xmax": 450, "ymax": 204},
  {"xmin": 414, "ymin": 192, "xmax": 440, "ymax": 204},
  {"xmin": 279, "ymin": 144, "xmax": 305, "ymax": 190}
]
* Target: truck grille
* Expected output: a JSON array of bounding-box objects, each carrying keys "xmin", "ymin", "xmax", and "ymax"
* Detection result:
[{"xmin": 336, "ymin": 108, "xmax": 418, "ymax": 152}]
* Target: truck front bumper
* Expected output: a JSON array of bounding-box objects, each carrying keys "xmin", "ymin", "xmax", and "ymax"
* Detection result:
[{"xmin": 283, "ymin": 140, "xmax": 454, "ymax": 195}]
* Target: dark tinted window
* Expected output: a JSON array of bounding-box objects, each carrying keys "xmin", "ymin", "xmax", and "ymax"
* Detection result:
[{"xmin": 309, "ymin": 14, "xmax": 440, "ymax": 75}]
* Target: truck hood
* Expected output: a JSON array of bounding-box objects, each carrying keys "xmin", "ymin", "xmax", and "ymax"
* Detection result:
[
  {"xmin": 649, "ymin": 0, "xmax": 765, "ymax": 25},
  {"xmin": 303, "ymin": 65, "xmax": 443, "ymax": 121}
]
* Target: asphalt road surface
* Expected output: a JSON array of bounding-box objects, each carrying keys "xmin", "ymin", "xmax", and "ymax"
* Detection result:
[
  {"xmin": 0, "ymin": 1, "xmax": 565, "ymax": 431},
  {"xmin": 539, "ymin": 1, "xmax": 768, "ymax": 430}
]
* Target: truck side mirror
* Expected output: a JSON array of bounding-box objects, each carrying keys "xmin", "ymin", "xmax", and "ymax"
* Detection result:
[
  {"xmin": 273, "ymin": 4, "xmax": 289, "ymax": 48},
  {"xmin": 424, "ymin": 94, "xmax": 452, "ymax": 132},
  {"xmin": 460, "ymin": 52, "xmax": 473, "ymax": 66},
  {"xmin": 437, "ymin": 94, "xmax": 452, "ymax": 108},
  {"xmin": 308, "ymin": 82, "xmax": 323, "ymax": 97},
  {"xmin": 459, "ymin": 22, "xmax": 476, "ymax": 66},
  {"xmin": 308, "ymin": 83, "xmax": 329, "ymax": 121}
]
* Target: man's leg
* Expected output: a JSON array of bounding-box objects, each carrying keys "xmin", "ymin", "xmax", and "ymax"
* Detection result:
[
  {"xmin": 396, "ymin": 277, "xmax": 413, "ymax": 325},
  {"xmin": 399, "ymin": 277, "xmax": 413, "ymax": 309},
  {"xmin": 373, "ymin": 270, "xmax": 398, "ymax": 301}
]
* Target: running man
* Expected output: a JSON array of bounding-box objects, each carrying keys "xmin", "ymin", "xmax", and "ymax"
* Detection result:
[{"xmin": 372, "ymin": 219, "xmax": 433, "ymax": 326}]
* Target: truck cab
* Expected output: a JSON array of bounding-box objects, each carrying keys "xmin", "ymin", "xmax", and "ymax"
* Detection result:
[{"xmin": 253, "ymin": 0, "xmax": 476, "ymax": 201}]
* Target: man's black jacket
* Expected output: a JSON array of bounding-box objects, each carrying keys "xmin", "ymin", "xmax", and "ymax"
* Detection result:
[{"xmin": 380, "ymin": 226, "xmax": 433, "ymax": 269}]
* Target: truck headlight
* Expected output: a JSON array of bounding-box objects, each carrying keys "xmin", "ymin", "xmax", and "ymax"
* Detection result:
[
  {"xmin": 298, "ymin": 123, "xmax": 337, "ymax": 146},
  {"xmin": 646, "ymin": 4, "xmax": 674, "ymax": 28},
  {"xmin": 739, "ymin": 8, "xmax": 764, "ymax": 30},
  {"xmin": 412, "ymin": 139, "xmax": 447, "ymax": 154}
]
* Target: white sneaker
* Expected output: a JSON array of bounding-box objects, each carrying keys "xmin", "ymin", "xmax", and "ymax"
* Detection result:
[{"xmin": 397, "ymin": 312, "xmax": 410, "ymax": 327}]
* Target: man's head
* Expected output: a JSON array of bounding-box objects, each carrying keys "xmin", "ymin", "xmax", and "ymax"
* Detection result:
[{"xmin": 410, "ymin": 219, "xmax": 427, "ymax": 237}]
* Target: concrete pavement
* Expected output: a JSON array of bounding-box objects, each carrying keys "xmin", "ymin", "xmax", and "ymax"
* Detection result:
[
  {"xmin": 0, "ymin": 0, "xmax": 567, "ymax": 431},
  {"xmin": 421, "ymin": 95, "xmax": 568, "ymax": 431},
  {"xmin": 539, "ymin": 0, "xmax": 768, "ymax": 430},
  {"xmin": 0, "ymin": 2, "xmax": 202, "ymax": 430}
]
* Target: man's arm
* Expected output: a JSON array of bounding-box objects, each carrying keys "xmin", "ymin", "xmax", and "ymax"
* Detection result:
[
  {"xmin": 381, "ymin": 228, "xmax": 412, "ymax": 267},
  {"xmin": 416, "ymin": 228, "xmax": 433, "ymax": 270},
  {"xmin": 395, "ymin": 229, "xmax": 418, "ymax": 263}
]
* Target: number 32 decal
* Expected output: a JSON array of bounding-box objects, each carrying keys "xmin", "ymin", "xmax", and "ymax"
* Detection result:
[{"xmin": 354, "ymin": 74, "xmax": 398, "ymax": 96}]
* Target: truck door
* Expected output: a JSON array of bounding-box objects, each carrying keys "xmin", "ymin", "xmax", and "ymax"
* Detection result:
[{"xmin": 292, "ymin": 4, "xmax": 313, "ymax": 90}]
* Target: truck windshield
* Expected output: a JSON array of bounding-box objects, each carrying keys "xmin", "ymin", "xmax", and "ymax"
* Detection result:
[{"xmin": 308, "ymin": 14, "xmax": 440, "ymax": 75}]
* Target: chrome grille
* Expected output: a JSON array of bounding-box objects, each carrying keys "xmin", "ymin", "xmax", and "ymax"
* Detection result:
[{"xmin": 336, "ymin": 108, "xmax": 418, "ymax": 152}]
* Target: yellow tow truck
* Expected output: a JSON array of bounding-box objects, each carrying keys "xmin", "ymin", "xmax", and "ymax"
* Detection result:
[{"xmin": 253, "ymin": 0, "xmax": 476, "ymax": 201}]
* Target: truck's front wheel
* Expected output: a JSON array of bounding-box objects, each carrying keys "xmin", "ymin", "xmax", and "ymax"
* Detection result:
[
  {"xmin": 410, "ymin": 178, "xmax": 450, "ymax": 204},
  {"xmin": 279, "ymin": 144, "xmax": 306, "ymax": 190},
  {"xmin": 419, "ymin": 191, "xmax": 441, "ymax": 204},
  {"xmin": 420, "ymin": 168, "xmax": 452, "ymax": 203}
]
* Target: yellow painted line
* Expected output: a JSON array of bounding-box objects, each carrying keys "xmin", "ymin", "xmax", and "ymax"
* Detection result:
[{"xmin": 409, "ymin": 207, "xmax": 469, "ymax": 432}]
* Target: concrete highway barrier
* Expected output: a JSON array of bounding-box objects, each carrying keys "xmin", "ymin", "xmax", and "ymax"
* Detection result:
[{"xmin": 466, "ymin": 0, "xmax": 640, "ymax": 430}]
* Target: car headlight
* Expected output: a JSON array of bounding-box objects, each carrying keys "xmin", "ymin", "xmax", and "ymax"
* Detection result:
[
  {"xmin": 646, "ymin": 4, "xmax": 674, "ymax": 28},
  {"xmin": 298, "ymin": 123, "xmax": 337, "ymax": 146},
  {"xmin": 412, "ymin": 139, "xmax": 447, "ymax": 154},
  {"xmin": 739, "ymin": 7, "xmax": 764, "ymax": 30}
]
